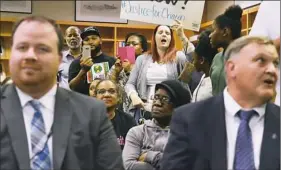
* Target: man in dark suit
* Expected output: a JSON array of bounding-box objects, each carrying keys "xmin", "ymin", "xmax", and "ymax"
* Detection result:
[
  {"xmin": 160, "ymin": 36, "xmax": 280, "ymax": 170},
  {"xmin": 0, "ymin": 16, "xmax": 123, "ymax": 170}
]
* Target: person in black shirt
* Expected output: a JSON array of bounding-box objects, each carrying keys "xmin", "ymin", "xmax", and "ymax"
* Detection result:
[
  {"xmin": 95, "ymin": 79, "xmax": 136, "ymax": 150},
  {"xmin": 68, "ymin": 26, "xmax": 116, "ymax": 95}
]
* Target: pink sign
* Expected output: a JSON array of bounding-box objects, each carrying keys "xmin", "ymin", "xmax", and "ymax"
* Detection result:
[{"xmin": 117, "ymin": 46, "xmax": 136, "ymax": 64}]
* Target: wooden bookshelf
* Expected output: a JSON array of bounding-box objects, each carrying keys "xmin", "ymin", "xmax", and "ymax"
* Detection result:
[{"xmin": 0, "ymin": 17, "xmax": 195, "ymax": 75}]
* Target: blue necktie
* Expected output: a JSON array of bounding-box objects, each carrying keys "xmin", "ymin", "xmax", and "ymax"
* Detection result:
[
  {"xmin": 234, "ymin": 110, "xmax": 256, "ymax": 170},
  {"xmin": 30, "ymin": 100, "xmax": 52, "ymax": 170}
]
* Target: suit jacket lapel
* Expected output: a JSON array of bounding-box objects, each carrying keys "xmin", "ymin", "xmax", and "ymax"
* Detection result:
[
  {"xmin": 259, "ymin": 104, "xmax": 280, "ymax": 170},
  {"xmin": 1, "ymin": 85, "xmax": 30, "ymax": 169},
  {"xmin": 52, "ymin": 88, "xmax": 73, "ymax": 170},
  {"xmin": 209, "ymin": 94, "xmax": 227, "ymax": 170}
]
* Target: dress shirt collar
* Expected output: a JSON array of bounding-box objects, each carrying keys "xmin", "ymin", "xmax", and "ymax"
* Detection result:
[
  {"xmin": 16, "ymin": 84, "xmax": 57, "ymax": 111},
  {"xmin": 223, "ymin": 87, "xmax": 266, "ymax": 117},
  {"xmin": 62, "ymin": 50, "xmax": 75, "ymax": 62}
]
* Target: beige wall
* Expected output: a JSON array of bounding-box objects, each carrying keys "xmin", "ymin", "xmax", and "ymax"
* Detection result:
[
  {"xmin": 205, "ymin": 1, "xmax": 234, "ymax": 21},
  {"xmin": 0, "ymin": 1, "xmax": 154, "ymax": 25},
  {"xmin": 1, "ymin": 1, "xmax": 236, "ymax": 25}
]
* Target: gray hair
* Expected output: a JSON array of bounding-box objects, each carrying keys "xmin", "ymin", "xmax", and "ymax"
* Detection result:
[{"xmin": 224, "ymin": 36, "xmax": 275, "ymax": 62}]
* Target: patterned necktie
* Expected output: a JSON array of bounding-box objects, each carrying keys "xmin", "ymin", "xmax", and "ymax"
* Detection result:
[
  {"xmin": 234, "ymin": 110, "xmax": 256, "ymax": 170},
  {"xmin": 29, "ymin": 100, "xmax": 52, "ymax": 170}
]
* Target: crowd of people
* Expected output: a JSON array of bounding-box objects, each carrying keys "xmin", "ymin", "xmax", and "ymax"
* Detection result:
[{"xmin": 0, "ymin": 2, "xmax": 280, "ymax": 170}]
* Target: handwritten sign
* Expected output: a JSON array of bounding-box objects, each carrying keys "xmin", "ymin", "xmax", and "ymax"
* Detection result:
[{"xmin": 120, "ymin": 0, "xmax": 205, "ymax": 31}]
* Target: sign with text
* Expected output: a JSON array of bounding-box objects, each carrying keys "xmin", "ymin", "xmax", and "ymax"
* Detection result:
[{"xmin": 120, "ymin": 0, "xmax": 205, "ymax": 32}]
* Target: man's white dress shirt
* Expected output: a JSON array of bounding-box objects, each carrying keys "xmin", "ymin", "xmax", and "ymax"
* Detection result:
[
  {"xmin": 16, "ymin": 85, "xmax": 57, "ymax": 165},
  {"xmin": 223, "ymin": 88, "xmax": 266, "ymax": 170}
]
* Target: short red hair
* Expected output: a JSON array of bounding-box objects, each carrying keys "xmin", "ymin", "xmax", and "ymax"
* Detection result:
[{"xmin": 149, "ymin": 25, "xmax": 177, "ymax": 63}]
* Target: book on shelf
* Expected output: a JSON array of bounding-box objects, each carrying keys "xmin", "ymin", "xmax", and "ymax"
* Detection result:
[{"xmin": 116, "ymin": 41, "xmax": 125, "ymax": 55}]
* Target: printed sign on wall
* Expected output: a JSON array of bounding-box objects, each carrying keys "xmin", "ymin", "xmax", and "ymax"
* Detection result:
[{"xmin": 120, "ymin": 0, "xmax": 205, "ymax": 32}]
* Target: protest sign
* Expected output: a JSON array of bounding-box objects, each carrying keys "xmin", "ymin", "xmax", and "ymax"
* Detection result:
[
  {"xmin": 120, "ymin": 0, "xmax": 205, "ymax": 31},
  {"xmin": 87, "ymin": 62, "xmax": 110, "ymax": 83}
]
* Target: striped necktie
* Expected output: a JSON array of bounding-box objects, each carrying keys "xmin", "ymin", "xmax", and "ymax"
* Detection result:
[
  {"xmin": 29, "ymin": 100, "xmax": 52, "ymax": 170},
  {"xmin": 234, "ymin": 110, "xmax": 256, "ymax": 170}
]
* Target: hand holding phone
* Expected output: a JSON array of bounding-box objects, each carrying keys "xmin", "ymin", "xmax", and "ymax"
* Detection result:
[
  {"xmin": 81, "ymin": 45, "xmax": 91, "ymax": 60},
  {"xmin": 80, "ymin": 45, "xmax": 93, "ymax": 71}
]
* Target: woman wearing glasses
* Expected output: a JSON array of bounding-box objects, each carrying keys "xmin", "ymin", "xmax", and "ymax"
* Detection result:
[
  {"xmin": 122, "ymin": 80, "xmax": 191, "ymax": 170},
  {"xmin": 95, "ymin": 79, "xmax": 136, "ymax": 150},
  {"xmin": 108, "ymin": 33, "xmax": 148, "ymax": 112}
]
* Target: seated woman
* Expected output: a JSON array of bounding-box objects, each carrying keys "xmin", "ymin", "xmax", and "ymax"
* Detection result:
[
  {"xmin": 125, "ymin": 25, "xmax": 192, "ymax": 123},
  {"xmin": 192, "ymin": 30, "xmax": 218, "ymax": 102},
  {"xmin": 108, "ymin": 33, "xmax": 148, "ymax": 112},
  {"xmin": 95, "ymin": 79, "xmax": 136, "ymax": 149},
  {"xmin": 122, "ymin": 80, "xmax": 191, "ymax": 170}
]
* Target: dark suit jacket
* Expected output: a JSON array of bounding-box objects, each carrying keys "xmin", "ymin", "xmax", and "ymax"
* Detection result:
[
  {"xmin": 160, "ymin": 94, "xmax": 280, "ymax": 170},
  {"xmin": 0, "ymin": 84, "xmax": 124, "ymax": 170}
]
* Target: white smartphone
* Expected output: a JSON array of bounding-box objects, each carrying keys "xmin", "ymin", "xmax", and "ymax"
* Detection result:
[{"xmin": 82, "ymin": 45, "xmax": 91, "ymax": 59}]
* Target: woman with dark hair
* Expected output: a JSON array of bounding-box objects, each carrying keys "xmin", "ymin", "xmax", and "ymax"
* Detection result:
[
  {"xmin": 125, "ymin": 25, "xmax": 191, "ymax": 123},
  {"xmin": 95, "ymin": 79, "xmax": 136, "ymax": 150},
  {"xmin": 108, "ymin": 33, "xmax": 148, "ymax": 112},
  {"xmin": 209, "ymin": 5, "xmax": 243, "ymax": 95},
  {"xmin": 192, "ymin": 30, "xmax": 218, "ymax": 102}
]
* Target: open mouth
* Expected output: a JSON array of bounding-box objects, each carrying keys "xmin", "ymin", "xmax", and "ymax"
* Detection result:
[
  {"xmin": 102, "ymin": 98, "xmax": 112, "ymax": 103},
  {"xmin": 264, "ymin": 79, "xmax": 275, "ymax": 86},
  {"xmin": 70, "ymin": 41, "xmax": 77, "ymax": 45},
  {"xmin": 161, "ymin": 39, "xmax": 167, "ymax": 43}
]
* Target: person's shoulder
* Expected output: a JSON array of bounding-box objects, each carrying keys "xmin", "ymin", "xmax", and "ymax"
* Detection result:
[
  {"xmin": 102, "ymin": 53, "xmax": 116, "ymax": 61},
  {"xmin": 215, "ymin": 51, "xmax": 223, "ymax": 58},
  {"xmin": 117, "ymin": 109, "xmax": 134, "ymax": 120},
  {"xmin": 176, "ymin": 50, "xmax": 188, "ymax": 62},
  {"xmin": 127, "ymin": 123, "xmax": 145, "ymax": 137},
  {"xmin": 70, "ymin": 56, "xmax": 81, "ymax": 66},
  {"xmin": 117, "ymin": 110, "xmax": 136, "ymax": 125},
  {"xmin": 266, "ymin": 103, "xmax": 280, "ymax": 119},
  {"xmin": 211, "ymin": 52, "xmax": 224, "ymax": 64},
  {"xmin": 175, "ymin": 95, "xmax": 221, "ymax": 122},
  {"xmin": 135, "ymin": 53, "xmax": 152, "ymax": 63},
  {"xmin": 59, "ymin": 87, "xmax": 105, "ymax": 111}
]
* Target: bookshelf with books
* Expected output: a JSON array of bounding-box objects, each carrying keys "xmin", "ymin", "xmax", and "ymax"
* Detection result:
[
  {"xmin": 0, "ymin": 17, "xmax": 197, "ymax": 76},
  {"xmin": 0, "ymin": 18, "xmax": 155, "ymax": 76}
]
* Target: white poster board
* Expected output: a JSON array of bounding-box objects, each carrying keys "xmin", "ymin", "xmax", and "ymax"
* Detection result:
[
  {"xmin": 0, "ymin": 0, "xmax": 32, "ymax": 13},
  {"xmin": 120, "ymin": 0, "xmax": 205, "ymax": 32},
  {"xmin": 75, "ymin": 1, "xmax": 127, "ymax": 23}
]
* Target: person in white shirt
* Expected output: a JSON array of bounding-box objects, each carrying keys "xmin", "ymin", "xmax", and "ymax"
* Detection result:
[
  {"xmin": 191, "ymin": 30, "xmax": 218, "ymax": 102},
  {"xmin": 58, "ymin": 26, "xmax": 82, "ymax": 89},
  {"xmin": 250, "ymin": 1, "xmax": 280, "ymax": 106},
  {"xmin": 0, "ymin": 15, "xmax": 123, "ymax": 170},
  {"xmin": 160, "ymin": 36, "xmax": 280, "ymax": 170}
]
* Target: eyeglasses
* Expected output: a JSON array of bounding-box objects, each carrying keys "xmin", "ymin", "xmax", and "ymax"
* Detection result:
[
  {"xmin": 96, "ymin": 89, "xmax": 117, "ymax": 95},
  {"xmin": 125, "ymin": 42, "xmax": 140, "ymax": 46},
  {"xmin": 151, "ymin": 94, "xmax": 171, "ymax": 104}
]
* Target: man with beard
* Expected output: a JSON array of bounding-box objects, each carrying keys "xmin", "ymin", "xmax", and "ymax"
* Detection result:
[
  {"xmin": 68, "ymin": 26, "xmax": 116, "ymax": 95},
  {"xmin": 58, "ymin": 26, "xmax": 82, "ymax": 89},
  {"xmin": 122, "ymin": 80, "xmax": 191, "ymax": 170}
]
